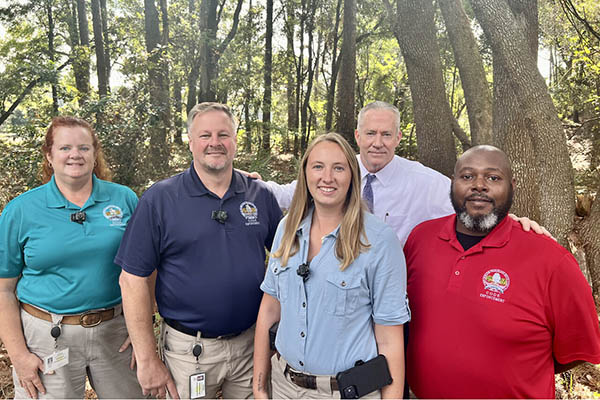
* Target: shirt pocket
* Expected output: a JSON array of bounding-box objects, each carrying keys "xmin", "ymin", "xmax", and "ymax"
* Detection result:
[
  {"xmin": 272, "ymin": 262, "xmax": 291, "ymax": 303},
  {"xmin": 324, "ymin": 272, "xmax": 362, "ymax": 316}
]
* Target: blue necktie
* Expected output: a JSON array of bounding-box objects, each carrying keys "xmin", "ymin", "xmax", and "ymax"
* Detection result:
[{"xmin": 363, "ymin": 174, "xmax": 376, "ymax": 213}]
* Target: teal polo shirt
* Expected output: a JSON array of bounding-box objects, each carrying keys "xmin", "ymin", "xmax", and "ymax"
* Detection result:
[{"xmin": 0, "ymin": 175, "xmax": 138, "ymax": 314}]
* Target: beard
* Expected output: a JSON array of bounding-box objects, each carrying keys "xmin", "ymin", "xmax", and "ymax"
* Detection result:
[{"xmin": 450, "ymin": 185, "xmax": 513, "ymax": 234}]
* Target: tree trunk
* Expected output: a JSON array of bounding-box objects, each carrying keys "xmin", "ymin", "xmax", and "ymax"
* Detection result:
[
  {"xmin": 91, "ymin": 0, "xmax": 108, "ymax": 98},
  {"xmin": 300, "ymin": 0, "xmax": 317, "ymax": 153},
  {"xmin": 284, "ymin": 4, "xmax": 296, "ymax": 153},
  {"xmin": 335, "ymin": 0, "xmax": 356, "ymax": 145},
  {"xmin": 262, "ymin": 0, "xmax": 273, "ymax": 153},
  {"xmin": 160, "ymin": 0, "xmax": 171, "ymax": 133},
  {"xmin": 583, "ymin": 197, "xmax": 600, "ymax": 299},
  {"xmin": 144, "ymin": 0, "xmax": 169, "ymax": 172},
  {"xmin": 198, "ymin": 0, "xmax": 218, "ymax": 103},
  {"xmin": 285, "ymin": 2, "xmax": 298, "ymax": 155},
  {"xmin": 72, "ymin": 0, "xmax": 90, "ymax": 104},
  {"xmin": 438, "ymin": 0, "xmax": 492, "ymax": 145},
  {"xmin": 471, "ymin": 0, "xmax": 574, "ymax": 245},
  {"xmin": 46, "ymin": 0, "xmax": 58, "ymax": 115},
  {"xmin": 198, "ymin": 0, "xmax": 244, "ymax": 103},
  {"xmin": 294, "ymin": 0, "xmax": 305, "ymax": 156},
  {"xmin": 490, "ymin": 0, "xmax": 540, "ymax": 225},
  {"xmin": 392, "ymin": 0, "xmax": 457, "ymax": 176},
  {"xmin": 173, "ymin": 76, "xmax": 183, "ymax": 145},
  {"xmin": 325, "ymin": 0, "xmax": 342, "ymax": 131},
  {"xmin": 100, "ymin": 0, "xmax": 111, "ymax": 90},
  {"xmin": 244, "ymin": 0, "xmax": 254, "ymax": 153}
]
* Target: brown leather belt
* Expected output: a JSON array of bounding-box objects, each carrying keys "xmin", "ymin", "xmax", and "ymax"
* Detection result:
[
  {"xmin": 284, "ymin": 364, "xmax": 339, "ymax": 392},
  {"xmin": 21, "ymin": 303, "xmax": 118, "ymax": 327}
]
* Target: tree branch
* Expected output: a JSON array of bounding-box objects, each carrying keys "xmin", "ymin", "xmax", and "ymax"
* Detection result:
[
  {"xmin": 216, "ymin": 0, "xmax": 243, "ymax": 57},
  {"xmin": 451, "ymin": 117, "xmax": 471, "ymax": 151},
  {"xmin": 0, "ymin": 60, "xmax": 70, "ymax": 127}
]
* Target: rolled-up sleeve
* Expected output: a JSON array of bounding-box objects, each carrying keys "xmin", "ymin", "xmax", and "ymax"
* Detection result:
[{"xmin": 368, "ymin": 225, "xmax": 411, "ymax": 325}]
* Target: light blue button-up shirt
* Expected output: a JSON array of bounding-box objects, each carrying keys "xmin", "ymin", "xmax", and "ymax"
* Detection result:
[{"xmin": 261, "ymin": 208, "xmax": 410, "ymax": 375}]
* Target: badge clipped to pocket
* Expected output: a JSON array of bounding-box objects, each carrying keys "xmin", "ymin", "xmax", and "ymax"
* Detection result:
[
  {"xmin": 43, "ymin": 348, "xmax": 69, "ymax": 374},
  {"xmin": 190, "ymin": 372, "xmax": 206, "ymax": 399}
]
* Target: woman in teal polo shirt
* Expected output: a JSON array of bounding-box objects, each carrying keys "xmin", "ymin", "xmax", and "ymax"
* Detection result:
[{"xmin": 0, "ymin": 117, "xmax": 143, "ymax": 398}]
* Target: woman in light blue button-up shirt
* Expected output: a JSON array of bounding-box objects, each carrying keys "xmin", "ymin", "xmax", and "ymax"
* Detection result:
[{"xmin": 253, "ymin": 133, "xmax": 410, "ymax": 399}]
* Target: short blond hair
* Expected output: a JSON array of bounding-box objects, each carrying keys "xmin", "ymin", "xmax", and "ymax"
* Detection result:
[{"xmin": 187, "ymin": 102, "xmax": 238, "ymax": 133}]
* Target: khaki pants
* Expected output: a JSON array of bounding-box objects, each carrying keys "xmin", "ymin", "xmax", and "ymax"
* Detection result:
[
  {"xmin": 160, "ymin": 321, "xmax": 254, "ymax": 399},
  {"xmin": 13, "ymin": 308, "xmax": 143, "ymax": 399}
]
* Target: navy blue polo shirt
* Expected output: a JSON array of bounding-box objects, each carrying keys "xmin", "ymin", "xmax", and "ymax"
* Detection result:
[{"xmin": 115, "ymin": 166, "xmax": 282, "ymax": 335}]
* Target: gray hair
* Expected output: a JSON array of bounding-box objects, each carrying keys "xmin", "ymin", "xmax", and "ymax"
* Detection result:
[
  {"xmin": 357, "ymin": 101, "xmax": 401, "ymax": 134},
  {"xmin": 187, "ymin": 102, "xmax": 239, "ymax": 133}
]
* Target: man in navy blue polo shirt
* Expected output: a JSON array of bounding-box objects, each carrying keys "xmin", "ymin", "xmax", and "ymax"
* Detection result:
[{"xmin": 116, "ymin": 102, "xmax": 282, "ymax": 399}]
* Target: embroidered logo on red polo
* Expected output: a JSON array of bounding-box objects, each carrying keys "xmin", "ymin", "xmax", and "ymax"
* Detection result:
[{"xmin": 480, "ymin": 269, "xmax": 510, "ymax": 303}]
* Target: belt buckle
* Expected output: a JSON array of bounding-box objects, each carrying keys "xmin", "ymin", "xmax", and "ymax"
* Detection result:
[{"xmin": 80, "ymin": 311, "xmax": 103, "ymax": 327}]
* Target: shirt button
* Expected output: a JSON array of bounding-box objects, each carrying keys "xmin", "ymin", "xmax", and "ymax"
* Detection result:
[
  {"xmin": 274, "ymin": 268, "xmax": 278, "ymax": 273},
  {"xmin": 460, "ymin": 256, "xmax": 465, "ymax": 260},
  {"xmin": 300, "ymin": 331, "xmax": 305, "ymax": 338},
  {"xmin": 299, "ymin": 361, "xmax": 304, "ymax": 366},
  {"xmin": 455, "ymin": 271, "xmax": 460, "ymax": 276},
  {"xmin": 302, "ymin": 302, "xmax": 306, "ymax": 308},
  {"xmin": 341, "ymin": 281, "xmax": 346, "ymax": 287}
]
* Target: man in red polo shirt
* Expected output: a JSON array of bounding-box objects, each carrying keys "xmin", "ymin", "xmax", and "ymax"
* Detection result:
[{"xmin": 404, "ymin": 145, "xmax": 600, "ymax": 398}]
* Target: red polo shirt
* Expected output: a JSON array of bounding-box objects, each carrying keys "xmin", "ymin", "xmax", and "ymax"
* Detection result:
[{"xmin": 404, "ymin": 215, "xmax": 600, "ymax": 399}]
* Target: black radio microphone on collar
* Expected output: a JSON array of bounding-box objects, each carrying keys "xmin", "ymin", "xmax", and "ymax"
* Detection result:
[
  {"xmin": 297, "ymin": 262, "xmax": 310, "ymax": 282},
  {"xmin": 211, "ymin": 210, "xmax": 228, "ymax": 224},
  {"xmin": 70, "ymin": 211, "xmax": 86, "ymax": 224}
]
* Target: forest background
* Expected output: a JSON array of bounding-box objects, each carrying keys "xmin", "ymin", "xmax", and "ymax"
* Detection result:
[{"xmin": 1, "ymin": 0, "xmax": 600, "ymax": 397}]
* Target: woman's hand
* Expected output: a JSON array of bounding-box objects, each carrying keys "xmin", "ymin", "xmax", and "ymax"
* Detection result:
[
  {"xmin": 119, "ymin": 335, "xmax": 137, "ymax": 369},
  {"xmin": 12, "ymin": 350, "xmax": 46, "ymax": 399}
]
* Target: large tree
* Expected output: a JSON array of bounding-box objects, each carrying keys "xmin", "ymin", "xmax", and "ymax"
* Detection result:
[
  {"xmin": 386, "ymin": 0, "xmax": 457, "ymax": 176},
  {"xmin": 438, "ymin": 0, "xmax": 493, "ymax": 145},
  {"xmin": 262, "ymin": 0, "xmax": 273, "ymax": 153},
  {"xmin": 144, "ymin": 0, "xmax": 170, "ymax": 172},
  {"xmin": 335, "ymin": 0, "xmax": 356, "ymax": 144},
  {"xmin": 197, "ymin": 0, "xmax": 244, "ymax": 103},
  {"xmin": 91, "ymin": 0, "xmax": 108, "ymax": 97},
  {"xmin": 471, "ymin": 0, "xmax": 575, "ymax": 244},
  {"xmin": 68, "ymin": 0, "xmax": 90, "ymax": 105}
]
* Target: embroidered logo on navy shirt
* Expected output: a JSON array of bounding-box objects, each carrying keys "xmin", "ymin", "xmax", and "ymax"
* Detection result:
[
  {"xmin": 480, "ymin": 269, "xmax": 510, "ymax": 303},
  {"xmin": 103, "ymin": 205, "xmax": 125, "ymax": 226},
  {"xmin": 240, "ymin": 201, "xmax": 260, "ymax": 226}
]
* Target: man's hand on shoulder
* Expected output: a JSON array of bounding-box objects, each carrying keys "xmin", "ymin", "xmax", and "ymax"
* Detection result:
[
  {"xmin": 235, "ymin": 168, "xmax": 263, "ymax": 180},
  {"xmin": 509, "ymin": 214, "xmax": 554, "ymax": 240}
]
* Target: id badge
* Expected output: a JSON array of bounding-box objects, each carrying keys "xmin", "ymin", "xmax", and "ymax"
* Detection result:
[
  {"xmin": 189, "ymin": 372, "xmax": 206, "ymax": 399},
  {"xmin": 43, "ymin": 348, "xmax": 69, "ymax": 374}
]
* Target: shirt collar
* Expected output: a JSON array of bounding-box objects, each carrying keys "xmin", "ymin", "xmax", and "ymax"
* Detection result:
[
  {"xmin": 183, "ymin": 163, "xmax": 246, "ymax": 198},
  {"xmin": 357, "ymin": 154, "xmax": 397, "ymax": 187},
  {"xmin": 439, "ymin": 213, "xmax": 513, "ymax": 251},
  {"xmin": 46, "ymin": 174, "xmax": 107, "ymax": 209},
  {"xmin": 296, "ymin": 206, "xmax": 341, "ymax": 240}
]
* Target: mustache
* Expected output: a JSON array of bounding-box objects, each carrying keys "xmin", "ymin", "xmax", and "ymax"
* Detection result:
[
  {"xmin": 205, "ymin": 145, "xmax": 227, "ymax": 154},
  {"xmin": 465, "ymin": 194, "xmax": 493, "ymax": 202}
]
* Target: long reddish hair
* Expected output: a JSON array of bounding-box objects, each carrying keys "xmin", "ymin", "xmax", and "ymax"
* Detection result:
[{"xmin": 40, "ymin": 116, "xmax": 112, "ymax": 183}]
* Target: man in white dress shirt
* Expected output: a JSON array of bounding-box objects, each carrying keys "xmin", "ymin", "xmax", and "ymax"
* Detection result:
[{"xmin": 263, "ymin": 101, "xmax": 453, "ymax": 246}]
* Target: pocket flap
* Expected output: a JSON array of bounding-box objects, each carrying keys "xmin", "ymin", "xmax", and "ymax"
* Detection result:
[{"xmin": 326, "ymin": 272, "xmax": 361, "ymax": 290}]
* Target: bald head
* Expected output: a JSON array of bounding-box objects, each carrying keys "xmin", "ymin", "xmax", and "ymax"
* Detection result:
[
  {"xmin": 454, "ymin": 145, "xmax": 513, "ymax": 181},
  {"xmin": 451, "ymin": 145, "xmax": 516, "ymax": 235}
]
